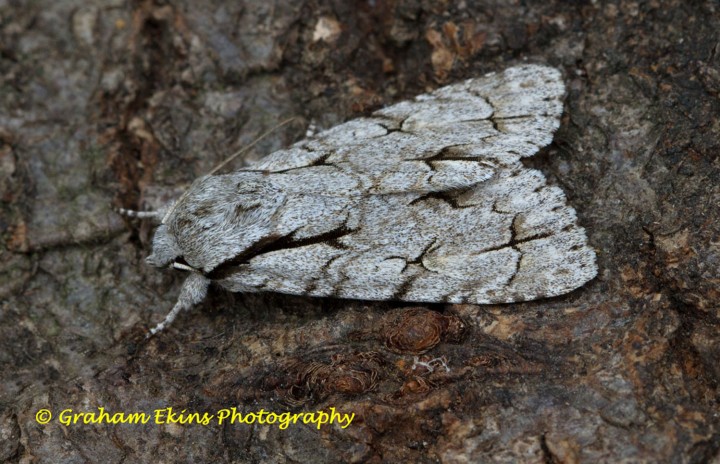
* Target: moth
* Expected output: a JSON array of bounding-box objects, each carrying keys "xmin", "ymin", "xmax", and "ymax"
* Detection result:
[{"xmin": 119, "ymin": 64, "xmax": 597, "ymax": 335}]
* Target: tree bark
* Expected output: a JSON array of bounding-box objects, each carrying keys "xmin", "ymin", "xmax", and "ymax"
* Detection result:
[{"xmin": 1, "ymin": 0, "xmax": 718, "ymax": 462}]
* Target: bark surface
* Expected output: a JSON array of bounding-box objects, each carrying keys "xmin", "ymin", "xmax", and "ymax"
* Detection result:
[{"xmin": 1, "ymin": 0, "xmax": 718, "ymax": 462}]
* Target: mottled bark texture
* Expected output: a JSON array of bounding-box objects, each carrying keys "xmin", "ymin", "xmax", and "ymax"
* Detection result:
[{"xmin": 1, "ymin": 0, "xmax": 718, "ymax": 462}]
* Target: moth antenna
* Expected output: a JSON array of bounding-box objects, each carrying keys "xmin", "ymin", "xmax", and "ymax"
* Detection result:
[
  {"xmin": 207, "ymin": 116, "xmax": 297, "ymax": 176},
  {"xmin": 147, "ymin": 274, "xmax": 210, "ymax": 337},
  {"xmin": 160, "ymin": 116, "xmax": 297, "ymax": 224}
]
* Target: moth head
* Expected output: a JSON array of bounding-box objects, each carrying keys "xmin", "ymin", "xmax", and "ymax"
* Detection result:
[
  {"xmin": 144, "ymin": 173, "xmax": 286, "ymax": 272},
  {"xmin": 146, "ymin": 224, "xmax": 182, "ymax": 268}
]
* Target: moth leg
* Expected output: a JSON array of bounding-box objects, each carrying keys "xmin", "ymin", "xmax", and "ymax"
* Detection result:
[
  {"xmin": 148, "ymin": 273, "xmax": 210, "ymax": 337},
  {"xmin": 115, "ymin": 208, "xmax": 163, "ymax": 220},
  {"xmin": 305, "ymin": 121, "xmax": 318, "ymax": 137},
  {"xmin": 114, "ymin": 201, "xmax": 174, "ymax": 224}
]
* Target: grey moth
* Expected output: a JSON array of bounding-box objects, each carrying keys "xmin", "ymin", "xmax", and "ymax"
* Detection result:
[{"xmin": 119, "ymin": 64, "xmax": 597, "ymax": 335}]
